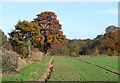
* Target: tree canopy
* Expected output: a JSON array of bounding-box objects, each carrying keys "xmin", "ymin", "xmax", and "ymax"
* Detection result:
[
  {"xmin": 9, "ymin": 20, "xmax": 40, "ymax": 57},
  {"xmin": 8, "ymin": 12, "xmax": 66, "ymax": 57},
  {"xmin": 98, "ymin": 25, "xmax": 120, "ymax": 55},
  {"xmin": 33, "ymin": 12, "xmax": 66, "ymax": 54}
]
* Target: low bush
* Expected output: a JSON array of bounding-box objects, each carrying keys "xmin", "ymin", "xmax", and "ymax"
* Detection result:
[{"xmin": 2, "ymin": 49, "xmax": 19, "ymax": 74}]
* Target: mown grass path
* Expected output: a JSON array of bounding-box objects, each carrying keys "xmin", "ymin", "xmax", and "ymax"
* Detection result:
[
  {"xmin": 49, "ymin": 56, "xmax": 119, "ymax": 81},
  {"xmin": 2, "ymin": 56, "xmax": 53, "ymax": 82}
]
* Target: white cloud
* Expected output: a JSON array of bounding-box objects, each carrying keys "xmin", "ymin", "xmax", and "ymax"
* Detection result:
[{"xmin": 100, "ymin": 8, "xmax": 118, "ymax": 15}]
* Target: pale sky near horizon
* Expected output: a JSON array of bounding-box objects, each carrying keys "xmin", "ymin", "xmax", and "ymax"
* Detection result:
[{"xmin": 0, "ymin": 2, "xmax": 118, "ymax": 39}]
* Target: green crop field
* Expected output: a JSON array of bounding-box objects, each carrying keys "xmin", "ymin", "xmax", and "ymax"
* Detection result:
[
  {"xmin": 49, "ymin": 56, "xmax": 119, "ymax": 81},
  {"xmin": 76, "ymin": 57, "xmax": 119, "ymax": 73},
  {"xmin": 2, "ymin": 56, "xmax": 52, "ymax": 82}
]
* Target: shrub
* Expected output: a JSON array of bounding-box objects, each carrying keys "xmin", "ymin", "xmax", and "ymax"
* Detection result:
[{"xmin": 2, "ymin": 49, "xmax": 18, "ymax": 74}]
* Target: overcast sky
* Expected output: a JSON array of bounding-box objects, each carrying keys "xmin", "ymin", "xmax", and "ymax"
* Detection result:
[{"xmin": 0, "ymin": 2, "xmax": 118, "ymax": 39}]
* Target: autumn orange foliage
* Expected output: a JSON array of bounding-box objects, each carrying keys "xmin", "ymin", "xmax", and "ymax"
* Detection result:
[
  {"xmin": 34, "ymin": 12, "xmax": 66, "ymax": 54},
  {"xmin": 98, "ymin": 25, "xmax": 120, "ymax": 55}
]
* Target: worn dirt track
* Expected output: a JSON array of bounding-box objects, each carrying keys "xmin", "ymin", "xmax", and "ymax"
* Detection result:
[
  {"xmin": 37, "ymin": 57, "xmax": 54, "ymax": 83},
  {"xmin": 75, "ymin": 58, "xmax": 120, "ymax": 75}
]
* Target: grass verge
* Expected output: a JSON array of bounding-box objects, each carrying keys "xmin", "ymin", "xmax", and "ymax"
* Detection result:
[{"xmin": 2, "ymin": 56, "xmax": 53, "ymax": 82}]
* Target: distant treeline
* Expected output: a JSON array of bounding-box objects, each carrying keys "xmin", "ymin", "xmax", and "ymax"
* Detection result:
[{"xmin": 49, "ymin": 25, "xmax": 120, "ymax": 56}]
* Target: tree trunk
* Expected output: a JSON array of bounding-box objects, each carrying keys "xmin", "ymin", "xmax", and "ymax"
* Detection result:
[
  {"xmin": 27, "ymin": 45, "xmax": 30, "ymax": 57},
  {"xmin": 43, "ymin": 45, "xmax": 48, "ymax": 57},
  {"xmin": 27, "ymin": 39, "xmax": 31, "ymax": 57},
  {"xmin": 43, "ymin": 36, "xmax": 48, "ymax": 56}
]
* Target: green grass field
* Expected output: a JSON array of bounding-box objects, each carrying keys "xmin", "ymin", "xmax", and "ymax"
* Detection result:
[
  {"xmin": 2, "ymin": 56, "xmax": 52, "ymax": 81},
  {"xmin": 49, "ymin": 56, "xmax": 119, "ymax": 81}
]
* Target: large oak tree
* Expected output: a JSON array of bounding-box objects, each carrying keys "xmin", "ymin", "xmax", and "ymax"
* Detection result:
[{"xmin": 33, "ymin": 12, "xmax": 66, "ymax": 55}]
